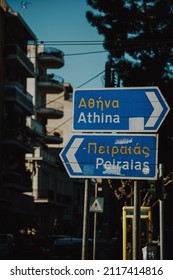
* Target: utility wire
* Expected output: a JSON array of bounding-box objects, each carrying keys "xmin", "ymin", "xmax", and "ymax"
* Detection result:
[
  {"xmin": 34, "ymin": 95, "xmax": 63, "ymax": 110},
  {"xmin": 34, "ymin": 68, "xmax": 105, "ymax": 111},
  {"xmin": 77, "ymin": 70, "xmax": 105, "ymax": 88},
  {"xmin": 36, "ymin": 39, "xmax": 173, "ymax": 45},
  {"xmin": 65, "ymin": 50, "xmax": 107, "ymax": 56},
  {"xmin": 37, "ymin": 40, "xmax": 104, "ymax": 45},
  {"xmin": 30, "ymin": 38, "xmax": 173, "ymax": 129},
  {"xmin": 34, "ymin": 68, "xmax": 106, "ymax": 136},
  {"xmin": 32, "ymin": 40, "xmax": 173, "ymax": 57},
  {"xmin": 47, "ymin": 116, "xmax": 72, "ymax": 134}
]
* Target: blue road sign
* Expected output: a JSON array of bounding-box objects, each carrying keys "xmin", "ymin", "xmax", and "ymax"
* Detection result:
[
  {"xmin": 60, "ymin": 134, "xmax": 158, "ymax": 179},
  {"xmin": 73, "ymin": 87, "xmax": 170, "ymax": 132}
]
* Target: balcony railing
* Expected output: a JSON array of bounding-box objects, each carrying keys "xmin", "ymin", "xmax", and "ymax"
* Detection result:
[
  {"xmin": 26, "ymin": 117, "xmax": 44, "ymax": 136},
  {"xmin": 3, "ymin": 128, "xmax": 33, "ymax": 152},
  {"xmin": 45, "ymin": 126, "xmax": 63, "ymax": 144},
  {"xmin": 37, "ymin": 74, "xmax": 64, "ymax": 94},
  {"xmin": 36, "ymin": 101, "xmax": 64, "ymax": 119},
  {"xmin": 5, "ymin": 44, "xmax": 35, "ymax": 77},
  {"xmin": 4, "ymin": 82, "xmax": 33, "ymax": 114},
  {"xmin": 38, "ymin": 47, "xmax": 64, "ymax": 69},
  {"xmin": 34, "ymin": 147, "xmax": 58, "ymax": 164},
  {"xmin": 2, "ymin": 170, "xmax": 32, "ymax": 192},
  {"xmin": 36, "ymin": 108, "xmax": 63, "ymax": 119}
]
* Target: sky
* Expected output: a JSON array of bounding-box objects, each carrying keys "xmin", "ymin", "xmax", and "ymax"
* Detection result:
[{"xmin": 7, "ymin": 0, "xmax": 108, "ymax": 89}]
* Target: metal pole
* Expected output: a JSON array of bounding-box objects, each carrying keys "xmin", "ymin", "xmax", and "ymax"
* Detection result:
[
  {"xmin": 93, "ymin": 181, "xmax": 98, "ymax": 260},
  {"xmin": 122, "ymin": 207, "xmax": 127, "ymax": 260},
  {"xmin": 159, "ymin": 163, "xmax": 164, "ymax": 260},
  {"xmin": 82, "ymin": 179, "xmax": 89, "ymax": 260},
  {"xmin": 133, "ymin": 180, "xmax": 141, "ymax": 260},
  {"xmin": 159, "ymin": 199, "xmax": 164, "ymax": 259}
]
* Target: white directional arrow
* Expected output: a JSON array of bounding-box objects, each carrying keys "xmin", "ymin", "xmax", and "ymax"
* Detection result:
[
  {"xmin": 145, "ymin": 91, "xmax": 163, "ymax": 127},
  {"xmin": 73, "ymin": 87, "xmax": 170, "ymax": 132},
  {"xmin": 66, "ymin": 138, "xmax": 84, "ymax": 173}
]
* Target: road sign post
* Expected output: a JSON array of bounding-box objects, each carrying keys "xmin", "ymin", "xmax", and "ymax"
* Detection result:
[
  {"xmin": 60, "ymin": 86, "xmax": 170, "ymax": 260},
  {"xmin": 133, "ymin": 181, "xmax": 141, "ymax": 260},
  {"xmin": 82, "ymin": 179, "xmax": 89, "ymax": 260}
]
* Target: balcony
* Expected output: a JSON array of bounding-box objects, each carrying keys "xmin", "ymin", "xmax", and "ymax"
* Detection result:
[
  {"xmin": 64, "ymin": 83, "xmax": 73, "ymax": 101},
  {"xmin": 36, "ymin": 102, "xmax": 64, "ymax": 119},
  {"xmin": 33, "ymin": 147, "xmax": 58, "ymax": 165},
  {"xmin": 2, "ymin": 170, "xmax": 32, "ymax": 192},
  {"xmin": 44, "ymin": 134, "xmax": 63, "ymax": 144},
  {"xmin": 3, "ymin": 128, "xmax": 34, "ymax": 152},
  {"xmin": 4, "ymin": 82, "xmax": 34, "ymax": 115},
  {"xmin": 26, "ymin": 117, "xmax": 44, "ymax": 136},
  {"xmin": 37, "ymin": 74, "xmax": 64, "ymax": 94},
  {"xmin": 6, "ymin": 11, "xmax": 36, "ymax": 41},
  {"xmin": 5, "ymin": 44, "xmax": 35, "ymax": 77},
  {"xmin": 45, "ymin": 127, "xmax": 63, "ymax": 144},
  {"xmin": 26, "ymin": 117, "xmax": 46, "ymax": 146},
  {"xmin": 38, "ymin": 47, "xmax": 64, "ymax": 69}
]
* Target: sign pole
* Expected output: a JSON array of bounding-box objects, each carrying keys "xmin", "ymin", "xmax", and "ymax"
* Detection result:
[
  {"xmin": 159, "ymin": 163, "xmax": 164, "ymax": 260},
  {"xmin": 82, "ymin": 179, "xmax": 89, "ymax": 260},
  {"xmin": 133, "ymin": 180, "xmax": 141, "ymax": 259},
  {"xmin": 93, "ymin": 180, "xmax": 98, "ymax": 260}
]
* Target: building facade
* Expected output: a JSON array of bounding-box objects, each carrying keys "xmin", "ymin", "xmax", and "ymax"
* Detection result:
[
  {"xmin": 0, "ymin": 0, "xmax": 84, "ymax": 236},
  {"xmin": 26, "ymin": 43, "xmax": 84, "ymax": 236},
  {"xmin": 0, "ymin": 0, "xmax": 36, "ymax": 233}
]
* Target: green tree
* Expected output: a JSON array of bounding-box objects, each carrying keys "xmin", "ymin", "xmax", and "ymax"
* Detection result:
[
  {"xmin": 86, "ymin": 0, "xmax": 173, "ymax": 174},
  {"xmin": 86, "ymin": 1, "xmax": 173, "ymax": 89}
]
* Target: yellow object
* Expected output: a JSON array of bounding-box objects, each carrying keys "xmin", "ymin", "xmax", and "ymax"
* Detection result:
[{"xmin": 122, "ymin": 206, "xmax": 152, "ymax": 260}]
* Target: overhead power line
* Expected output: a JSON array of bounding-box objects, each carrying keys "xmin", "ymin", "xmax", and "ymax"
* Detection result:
[
  {"xmin": 38, "ymin": 40, "xmax": 104, "ymax": 45},
  {"xmin": 32, "ymin": 39, "xmax": 173, "ymax": 57},
  {"xmin": 37, "ymin": 39, "xmax": 173, "ymax": 44},
  {"xmin": 34, "ymin": 69, "xmax": 105, "ymax": 111},
  {"xmin": 77, "ymin": 70, "xmax": 105, "ymax": 88},
  {"xmin": 65, "ymin": 50, "xmax": 107, "ymax": 56},
  {"xmin": 46, "ymin": 68, "xmax": 116, "ymax": 133}
]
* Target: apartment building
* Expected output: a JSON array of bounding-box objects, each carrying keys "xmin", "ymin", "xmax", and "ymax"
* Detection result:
[
  {"xmin": 26, "ymin": 43, "xmax": 84, "ymax": 236},
  {"xmin": 0, "ymin": 0, "xmax": 84, "ymax": 236},
  {"xmin": 0, "ymin": 0, "xmax": 36, "ymax": 233}
]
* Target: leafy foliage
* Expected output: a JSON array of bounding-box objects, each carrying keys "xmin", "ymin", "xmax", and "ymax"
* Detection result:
[
  {"xmin": 86, "ymin": 1, "xmax": 173, "ymax": 87},
  {"xmin": 86, "ymin": 0, "xmax": 173, "ymax": 174}
]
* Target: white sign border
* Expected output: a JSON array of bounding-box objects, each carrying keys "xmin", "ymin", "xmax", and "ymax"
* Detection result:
[{"xmin": 60, "ymin": 133, "xmax": 159, "ymax": 180}]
